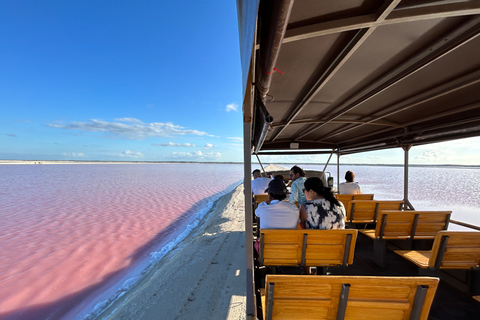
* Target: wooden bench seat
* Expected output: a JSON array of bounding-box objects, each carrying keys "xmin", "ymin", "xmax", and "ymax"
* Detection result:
[
  {"xmin": 359, "ymin": 210, "xmax": 451, "ymax": 266},
  {"xmin": 334, "ymin": 194, "xmax": 374, "ymax": 208},
  {"xmin": 346, "ymin": 200, "xmax": 404, "ymax": 225},
  {"xmin": 395, "ymin": 231, "xmax": 480, "ymax": 270},
  {"xmin": 262, "ymin": 274, "xmax": 439, "ymax": 320},
  {"xmin": 395, "ymin": 231, "xmax": 480, "ymax": 295},
  {"xmin": 259, "ymin": 229, "xmax": 358, "ymax": 269}
]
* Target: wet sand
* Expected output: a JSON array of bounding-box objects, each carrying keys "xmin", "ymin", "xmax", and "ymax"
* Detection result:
[{"xmin": 89, "ymin": 184, "xmax": 247, "ymax": 320}]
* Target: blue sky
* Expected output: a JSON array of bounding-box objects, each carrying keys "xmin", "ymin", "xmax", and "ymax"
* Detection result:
[{"xmin": 1, "ymin": 1, "xmax": 479, "ymax": 165}]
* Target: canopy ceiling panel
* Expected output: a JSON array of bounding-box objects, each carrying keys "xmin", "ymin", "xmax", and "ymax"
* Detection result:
[{"xmin": 248, "ymin": 0, "xmax": 480, "ymax": 155}]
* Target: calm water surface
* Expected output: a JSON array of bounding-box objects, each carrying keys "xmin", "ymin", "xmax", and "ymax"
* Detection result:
[
  {"xmin": 1, "ymin": 163, "xmax": 479, "ymax": 319},
  {"xmin": 301, "ymin": 164, "xmax": 480, "ymax": 226},
  {"xmin": 0, "ymin": 163, "xmax": 243, "ymax": 320}
]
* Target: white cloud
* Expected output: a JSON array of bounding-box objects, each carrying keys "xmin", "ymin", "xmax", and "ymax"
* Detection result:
[
  {"xmin": 152, "ymin": 142, "xmax": 197, "ymax": 147},
  {"xmin": 204, "ymin": 143, "xmax": 214, "ymax": 149},
  {"xmin": 414, "ymin": 151, "xmax": 440, "ymax": 162},
  {"xmin": 48, "ymin": 118, "xmax": 213, "ymax": 140},
  {"xmin": 163, "ymin": 150, "xmax": 222, "ymax": 160},
  {"xmin": 227, "ymin": 137, "xmax": 243, "ymax": 145},
  {"xmin": 117, "ymin": 150, "xmax": 144, "ymax": 158},
  {"xmin": 62, "ymin": 152, "xmax": 86, "ymax": 157},
  {"xmin": 225, "ymin": 103, "xmax": 238, "ymax": 112}
]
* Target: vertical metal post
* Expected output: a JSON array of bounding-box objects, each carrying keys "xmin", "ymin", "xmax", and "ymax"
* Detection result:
[
  {"xmin": 403, "ymin": 145, "xmax": 414, "ymax": 210},
  {"xmin": 434, "ymin": 235, "xmax": 449, "ymax": 269},
  {"xmin": 343, "ymin": 233, "xmax": 352, "ymax": 266},
  {"xmin": 243, "ymin": 121, "xmax": 255, "ymax": 317},
  {"xmin": 301, "ymin": 233, "xmax": 308, "ymax": 266},
  {"xmin": 409, "ymin": 285, "xmax": 429, "ymax": 320},
  {"xmin": 337, "ymin": 153, "xmax": 340, "ymax": 192},
  {"xmin": 266, "ymin": 282, "xmax": 275, "ymax": 320},
  {"xmin": 336, "ymin": 283, "xmax": 350, "ymax": 320}
]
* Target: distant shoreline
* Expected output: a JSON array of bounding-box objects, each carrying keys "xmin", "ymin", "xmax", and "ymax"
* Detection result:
[{"xmin": 0, "ymin": 160, "xmax": 479, "ymax": 168}]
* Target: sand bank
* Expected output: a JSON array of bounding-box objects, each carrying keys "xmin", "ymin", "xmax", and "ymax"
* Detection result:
[{"xmin": 90, "ymin": 184, "xmax": 247, "ymax": 320}]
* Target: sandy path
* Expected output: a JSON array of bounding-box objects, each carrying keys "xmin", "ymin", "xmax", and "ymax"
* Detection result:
[{"xmin": 92, "ymin": 184, "xmax": 246, "ymax": 320}]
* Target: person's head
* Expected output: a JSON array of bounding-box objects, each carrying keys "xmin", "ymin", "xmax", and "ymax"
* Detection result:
[
  {"xmin": 290, "ymin": 165, "xmax": 305, "ymax": 181},
  {"xmin": 265, "ymin": 178, "xmax": 288, "ymax": 201},
  {"xmin": 303, "ymin": 177, "xmax": 340, "ymax": 206},
  {"xmin": 345, "ymin": 170, "xmax": 355, "ymax": 182},
  {"xmin": 274, "ymin": 174, "xmax": 284, "ymax": 181},
  {"xmin": 252, "ymin": 169, "xmax": 261, "ymax": 179}
]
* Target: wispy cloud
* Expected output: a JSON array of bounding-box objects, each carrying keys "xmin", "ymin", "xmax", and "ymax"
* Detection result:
[
  {"xmin": 204, "ymin": 143, "xmax": 217, "ymax": 149},
  {"xmin": 5, "ymin": 133, "xmax": 17, "ymax": 137},
  {"xmin": 164, "ymin": 151, "xmax": 222, "ymax": 160},
  {"xmin": 415, "ymin": 151, "xmax": 440, "ymax": 161},
  {"xmin": 62, "ymin": 152, "xmax": 86, "ymax": 157},
  {"xmin": 225, "ymin": 103, "xmax": 238, "ymax": 112},
  {"xmin": 48, "ymin": 118, "xmax": 213, "ymax": 140},
  {"xmin": 152, "ymin": 142, "xmax": 198, "ymax": 147},
  {"xmin": 116, "ymin": 150, "xmax": 144, "ymax": 158},
  {"xmin": 227, "ymin": 137, "xmax": 243, "ymax": 146}
]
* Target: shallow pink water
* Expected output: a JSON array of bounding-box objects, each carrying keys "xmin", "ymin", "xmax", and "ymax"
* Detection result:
[{"xmin": 0, "ymin": 163, "xmax": 243, "ymax": 320}]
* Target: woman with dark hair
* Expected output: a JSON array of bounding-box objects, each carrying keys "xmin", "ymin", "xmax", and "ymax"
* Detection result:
[
  {"xmin": 299, "ymin": 177, "xmax": 345, "ymax": 229},
  {"xmin": 339, "ymin": 170, "xmax": 363, "ymax": 194}
]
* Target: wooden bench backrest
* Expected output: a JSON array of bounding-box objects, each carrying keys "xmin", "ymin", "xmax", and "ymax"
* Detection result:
[
  {"xmin": 254, "ymin": 194, "xmax": 269, "ymax": 205},
  {"xmin": 429, "ymin": 231, "xmax": 480, "ymax": 269},
  {"xmin": 334, "ymin": 194, "xmax": 374, "ymax": 208},
  {"xmin": 260, "ymin": 229, "xmax": 357, "ymax": 267},
  {"xmin": 346, "ymin": 200, "xmax": 403, "ymax": 223},
  {"xmin": 263, "ymin": 275, "xmax": 439, "ymax": 320},
  {"xmin": 375, "ymin": 210, "xmax": 452, "ymax": 240}
]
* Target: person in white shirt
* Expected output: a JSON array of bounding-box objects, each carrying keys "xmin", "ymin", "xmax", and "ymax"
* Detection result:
[
  {"xmin": 251, "ymin": 169, "xmax": 272, "ymax": 195},
  {"xmin": 339, "ymin": 170, "xmax": 363, "ymax": 194},
  {"xmin": 254, "ymin": 178, "xmax": 299, "ymax": 252}
]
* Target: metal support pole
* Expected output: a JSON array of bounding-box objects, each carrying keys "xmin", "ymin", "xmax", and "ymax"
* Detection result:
[
  {"xmin": 243, "ymin": 122, "xmax": 255, "ymax": 317},
  {"xmin": 322, "ymin": 150, "xmax": 334, "ymax": 172},
  {"xmin": 403, "ymin": 145, "xmax": 414, "ymax": 210},
  {"xmin": 255, "ymin": 154, "xmax": 266, "ymax": 174},
  {"xmin": 337, "ymin": 153, "xmax": 340, "ymax": 193}
]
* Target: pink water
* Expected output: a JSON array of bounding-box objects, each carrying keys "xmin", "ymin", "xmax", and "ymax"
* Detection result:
[
  {"xmin": 303, "ymin": 164, "xmax": 480, "ymax": 227},
  {"xmin": 0, "ymin": 163, "xmax": 243, "ymax": 320}
]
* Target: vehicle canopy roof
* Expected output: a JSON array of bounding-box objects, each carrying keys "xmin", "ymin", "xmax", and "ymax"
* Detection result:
[{"xmin": 238, "ymin": 0, "xmax": 480, "ymax": 155}]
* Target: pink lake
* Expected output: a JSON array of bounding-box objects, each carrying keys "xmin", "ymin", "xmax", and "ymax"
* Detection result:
[{"xmin": 0, "ymin": 163, "xmax": 243, "ymax": 320}]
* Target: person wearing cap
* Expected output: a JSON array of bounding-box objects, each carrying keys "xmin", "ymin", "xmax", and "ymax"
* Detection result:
[
  {"xmin": 255, "ymin": 178, "xmax": 299, "ymax": 230},
  {"xmin": 251, "ymin": 169, "xmax": 272, "ymax": 195},
  {"xmin": 339, "ymin": 170, "xmax": 363, "ymax": 194},
  {"xmin": 288, "ymin": 165, "xmax": 307, "ymax": 206}
]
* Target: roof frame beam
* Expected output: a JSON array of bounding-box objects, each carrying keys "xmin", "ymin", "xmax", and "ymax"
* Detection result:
[
  {"xmin": 340, "ymin": 107, "xmax": 480, "ymax": 150},
  {"xmin": 284, "ymin": 1, "xmax": 480, "ymax": 43},
  {"xmin": 269, "ymin": 0, "xmax": 401, "ymax": 143},
  {"xmin": 271, "ymin": 118, "xmax": 403, "ymax": 128},
  {"xmin": 331, "ymin": 70, "xmax": 480, "ymax": 146},
  {"xmin": 293, "ymin": 17, "xmax": 480, "ymax": 141}
]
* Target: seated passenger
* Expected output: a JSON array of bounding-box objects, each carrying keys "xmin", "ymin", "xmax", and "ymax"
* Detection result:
[
  {"xmin": 255, "ymin": 178, "xmax": 299, "ymax": 253},
  {"xmin": 255, "ymin": 178, "xmax": 299, "ymax": 229},
  {"xmin": 288, "ymin": 165, "xmax": 307, "ymax": 206},
  {"xmin": 251, "ymin": 169, "xmax": 272, "ymax": 195},
  {"xmin": 339, "ymin": 170, "xmax": 363, "ymax": 194},
  {"xmin": 300, "ymin": 177, "xmax": 345, "ymax": 229}
]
